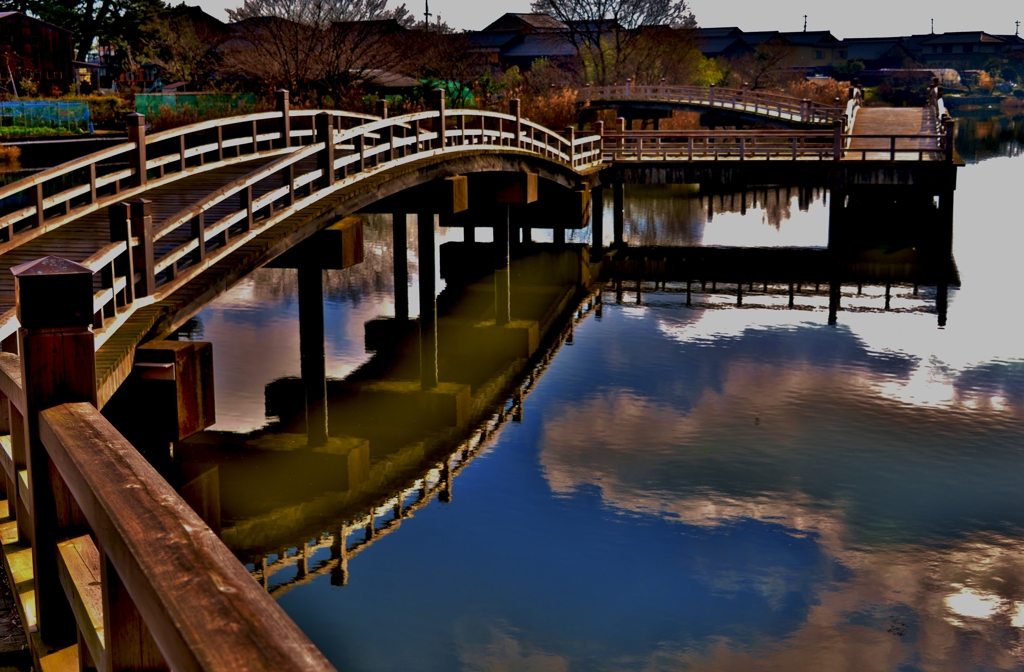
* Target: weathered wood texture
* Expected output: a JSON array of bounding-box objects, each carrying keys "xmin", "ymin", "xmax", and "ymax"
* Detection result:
[{"xmin": 39, "ymin": 402, "xmax": 335, "ymax": 671}]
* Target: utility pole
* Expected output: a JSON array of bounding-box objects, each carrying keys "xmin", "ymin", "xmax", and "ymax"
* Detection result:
[
  {"xmin": 931, "ymin": 18, "xmax": 934, "ymax": 34},
  {"xmin": 803, "ymin": 15, "xmax": 807, "ymax": 32},
  {"xmin": 424, "ymin": 0, "xmax": 432, "ymax": 30},
  {"xmin": 1016, "ymin": 20, "xmax": 1021, "ymax": 37}
]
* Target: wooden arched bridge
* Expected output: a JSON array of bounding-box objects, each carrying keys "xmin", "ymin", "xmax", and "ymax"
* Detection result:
[
  {"xmin": 0, "ymin": 87, "xmax": 959, "ymax": 670},
  {"xmin": 579, "ymin": 82, "xmax": 848, "ymax": 127}
]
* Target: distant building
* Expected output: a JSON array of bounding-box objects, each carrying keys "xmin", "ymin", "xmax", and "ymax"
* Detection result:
[
  {"xmin": 466, "ymin": 31, "xmax": 522, "ymax": 67},
  {"xmin": 834, "ymin": 38, "xmax": 918, "ymax": 70},
  {"xmin": 911, "ymin": 32, "xmax": 1014, "ymax": 69},
  {"xmin": 775, "ymin": 31, "xmax": 842, "ymax": 67},
  {"xmin": 0, "ymin": 12, "xmax": 74, "ymax": 94},
  {"xmin": 698, "ymin": 36, "xmax": 753, "ymax": 60},
  {"xmin": 482, "ymin": 13, "xmax": 566, "ymax": 34},
  {"xmin": 498, "ymin": 33, "xmax": 577, "ymax": 71}
]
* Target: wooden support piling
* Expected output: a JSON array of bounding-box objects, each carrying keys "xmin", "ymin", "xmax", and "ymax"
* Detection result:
[
  {"xmin": 393, "ymin": 213, "xmax": 408, "ymax": 321},
  {"xmin": 418, "ymin": 213, "xmax": 438, "ymax": 390},
  {"xmin": 297, "ymin": 266, "xmax": 328, "ymax": 447}
]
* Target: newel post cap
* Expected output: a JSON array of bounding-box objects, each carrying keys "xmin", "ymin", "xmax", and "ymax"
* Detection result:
[{"xmin": 12, "ymin": 256, "xmax": 94, "ymax": 329}]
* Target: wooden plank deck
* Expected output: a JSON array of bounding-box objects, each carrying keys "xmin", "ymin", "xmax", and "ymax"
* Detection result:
[
  {"xmin": 0, "ymin": 158, "xmax": 283, "ymax": 314},
  {"xmin": 847, "ymin": 108, "xmax": 939, "ymax": 159}
]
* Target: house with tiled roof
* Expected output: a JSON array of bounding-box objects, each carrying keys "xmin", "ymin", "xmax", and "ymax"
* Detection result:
[
  {"xmin": 913, "ymin": 32, "xmax": 1012, "ymax": 68},
  {"xmin": 483, "ymin": 13, "xmax": 567, "ymax": 34}
]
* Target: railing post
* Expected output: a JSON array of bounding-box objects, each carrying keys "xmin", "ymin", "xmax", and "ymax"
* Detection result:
[
  {"xmin": 108, "ymin": 203, "xmax": 135, "ymax": 306},
  {"xmin": 944, "ymin": 118, "xmax": 955, "ymax": 162},
  {"xmin": 802, "ymin": 99, "xmax": 811, "ymax": 121},
  {"xmin": 375, "ymin": 98, "xmax": 389, "ymax": 120},
  {"xmin": 316, "ymin": 112, "xmax": 335, "ymax": 190},
  {"xmin": 101, "ymin": 552, "xmax": 166, "ymax": 670},
  {"xmin": 596, "ymin": 120, "xmax": 604, "ymax": 158},
  {"xmin": 126, "ymin": 113, "xmax": 147, "ymax": 188},
  {"xmin": 431, "ymin": 88, "xmax": 446, "ymax": 150},
  {"xmin": 708, "ymin": 84, "xmax": 715, "ymax": 106},
  {"xmin": 833, "ymin": 119, "xmax": 843, "ymax": 161},
  {"xmin": 617, "ymin": 117, "xmax": 626, "ymax": 133},
  {"xmin": 510, "ymin": 98, "xmax": 522, "ymax": 148},
  {"xmin": 625, "ymin": 78, "xmax": 632, "ymax": 98},
  {"xmin": 565, "ymin": 126, "xmax": 575, "ymax": 164},
  {"xmin": 355, "ymin": 134, "xmax": 365, "ymax": 172},
  {"xmin": 129, "ymin": 199, "xmax": 156, "ymax": 297},
  {"xmin": 12, "ymin": 256, "xmax": 97, "ymax": 648},
  {"xmin": 276, "ymin": 89, "xmax": 291, "ymax": 149},
  {"xmin": 240, "ymin": 185, "xmax": 253, "ymax": 234}
]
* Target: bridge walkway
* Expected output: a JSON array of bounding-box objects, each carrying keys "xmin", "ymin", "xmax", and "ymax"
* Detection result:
[
  {"xmin": 847, "ymin": 108, "xmax": 941, "ymax": 160},
  {"xmin": 0, "ymin": 157, "xmax": 287, "ymax": 313}
]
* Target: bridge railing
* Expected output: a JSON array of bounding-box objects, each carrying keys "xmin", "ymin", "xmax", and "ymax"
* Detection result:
[
  {"xmin": 0, "ymin": 99, "xmax": 377, "ymax": 257},
  {"xmin": 601, "ymin": 128, "xmax": 951, "ymax": 162},
  {"xmin": 0, "ymin": 263, "xmax": 334, "ymax": 670},
  {"xmin": 112, "ymin": 104, "xmax": 601, "ymax": 323},
  {"xmin": 580, "ymin": 84, "xmax": 844, "ymax": 124}
]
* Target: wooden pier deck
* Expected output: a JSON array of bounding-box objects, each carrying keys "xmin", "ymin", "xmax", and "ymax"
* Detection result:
[{"xmin": 846, "ymin": 108, "xmax": 941, "ymax": 160}]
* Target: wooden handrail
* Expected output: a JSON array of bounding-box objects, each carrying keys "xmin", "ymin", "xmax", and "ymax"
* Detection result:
[
  {"xmin": 579, "ymin": 84, "xmax": 844, "ymax": 123},
  {"xmin": 39, "ymin": 402, "xmax": 335, "ymax": 671},
  {"xmin": 0, "ymin": 107, "xmax": 381, "ymax": 258}
]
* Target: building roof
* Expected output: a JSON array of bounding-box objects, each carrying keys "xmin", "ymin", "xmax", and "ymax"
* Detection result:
[
  {"xmin": 699, "ymin": 36, "xmax": 751, "ymax": 56},
  {"xmin": 696, "ymin": 27, "xmax": 744, "ymax": 38},
  {"xmin": 465, "ymin": 30, "xmax": 521, "ymax": 50},
  {"xmin": 0, "ymin": 10, "xmax": 73, "ymax": 33},
  {"xmin": 483, "ymin": 13, "xmax": 566, "ymax": 33},
  {"xmin": 779, "ymin": 30, "xmax": 838, "ymax": 45},
  {"xmin": 918, "ymin": 31, "xmax": 1006, "ymax": 45},
  {"xmin": 740, "ymin": 31, "xmax": 784, "ymax": 46},
  {"xmin": 500, "ymin": 33, "xmax": 576, "ymax": 59}
]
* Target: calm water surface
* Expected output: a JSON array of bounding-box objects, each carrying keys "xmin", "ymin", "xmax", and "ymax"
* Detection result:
[{"xmin": 182, "ymin": 117, "xmax": 1024, "ymax": 671}]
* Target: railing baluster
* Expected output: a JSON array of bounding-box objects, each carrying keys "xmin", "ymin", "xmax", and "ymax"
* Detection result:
[
  {"xmin": 191, "ymin": 211, "xmax": 205, "ymax": 264},
  {"xmin": 241, "ymin": 185, "xmax": 253, "ymax": 234}
]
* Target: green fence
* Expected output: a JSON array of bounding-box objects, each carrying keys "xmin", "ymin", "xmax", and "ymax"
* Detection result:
[
  {"xmin": 135, "ymin": 93, "xmax": 256, "ymax": 119},
  {"xmin": 0, "ymin": 101, "xmax": 91, "ymax": 133}
]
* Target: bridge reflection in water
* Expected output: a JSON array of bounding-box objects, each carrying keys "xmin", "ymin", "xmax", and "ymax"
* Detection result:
[
  {"xmin": 168, "ymin": 232, "xmax": 601, "ymax": 592},
  {"xmin": 156, "ymin": 172, "xmax": 960, "ymax": 601}
]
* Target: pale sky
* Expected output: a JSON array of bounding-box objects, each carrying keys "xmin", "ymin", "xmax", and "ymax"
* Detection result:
[{"xmin": 194, "ymin": 0, "xmax": 1021, "ymax": 39}]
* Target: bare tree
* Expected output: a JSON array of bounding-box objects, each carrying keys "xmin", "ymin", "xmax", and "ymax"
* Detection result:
[
  {"xmin": 530, "ymin": 0, "xmax": 697, "ymax": 86},
  {"xmin": 224, "ymin": 0, "xmax": 412, "ymax": 104},
  {"xmin": 727, "ymin": 39, "xmax": 797, "ymax": 90}
]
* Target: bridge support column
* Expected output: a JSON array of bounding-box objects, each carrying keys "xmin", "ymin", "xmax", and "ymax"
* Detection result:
[
  {"xmin": 591, "ymin": 185, "xmax": 604, "ymax": 253},
  {"xmin": 13, "ymin": 257, "xmax": 97, "ymax": 647},
  {"xmin": 298, "ymin": 266, "xmax": 328, "ymax": 447},
  {"xmin": 393, "ymin": 213, "xmax": 408, "ymax": 321},
  {"xmin": 418, "ymin": 213, "xmax": 438, "ymax": 390},
  {"xmin": 495, "ymin": 206, "xmax": 511, "ymax": 326},
  {"xmin": 613, "ymin": 182, "xmax": 625, "ymax": 246}
]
